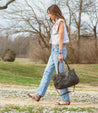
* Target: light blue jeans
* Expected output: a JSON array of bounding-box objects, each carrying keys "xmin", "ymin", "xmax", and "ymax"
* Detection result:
[{"xmin": 37, "ymin": 44, "xmax": 70, "ymax": 101}]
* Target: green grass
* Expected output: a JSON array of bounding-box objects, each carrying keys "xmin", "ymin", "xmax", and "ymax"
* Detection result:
[
  {"xmin": 70, "ymin": 64, "xmax": 98, "ymax": 86},
  {"xmin": 0, "ymin": 61, "xmax": 98, "ymax": 86},
  {"xmin": 0, "ymin": 61, "xmax": 45, "ymax": 86},
  {"xmin": 0, "ymin": 105, "xmax": 98, "ymax": 112}
]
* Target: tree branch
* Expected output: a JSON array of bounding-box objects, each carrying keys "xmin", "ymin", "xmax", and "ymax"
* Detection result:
[{"xmin": 0, "ymin": 0, "xmax": 15, "ymax": 10}]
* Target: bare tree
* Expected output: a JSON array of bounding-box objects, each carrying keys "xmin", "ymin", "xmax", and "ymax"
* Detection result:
[
  {"xmin": 65, "ymin": 0, "xmax": 96, "ymax": 62},
  {"xmin": 87, "ymin": 4, "xmax": 98, "ymax": 58},
  {"xmin": 0, "ymin": 0, "xmax": 15, "ymax": 10},
  {"xmin": 1, "ymin": 1, "xmax": 51, "ymax": 49}
]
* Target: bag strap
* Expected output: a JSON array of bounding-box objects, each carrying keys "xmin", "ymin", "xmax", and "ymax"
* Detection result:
[
  {"xmin": 58, "ymin": 59, "xmax": 70, "ymax": 74},
  {"xmin": 55, "ymin": 85, "xmax": 75, "ymax": 96}
]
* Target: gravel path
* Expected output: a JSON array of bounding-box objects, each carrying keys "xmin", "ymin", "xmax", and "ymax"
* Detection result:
[{"xmin": 0, "ymin": 85, "xmax": 98, "ymax": 113}]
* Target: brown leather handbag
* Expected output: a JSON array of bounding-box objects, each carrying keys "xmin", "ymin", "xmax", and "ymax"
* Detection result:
[{"xmin": 53, "ymin": 60, "xmax": 79, "ymax": 95}]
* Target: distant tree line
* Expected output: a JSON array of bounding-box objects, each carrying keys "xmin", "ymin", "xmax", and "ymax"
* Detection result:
[{"xmin": 0, "ymin": 34, "xmax": 97, "ymax": 64}]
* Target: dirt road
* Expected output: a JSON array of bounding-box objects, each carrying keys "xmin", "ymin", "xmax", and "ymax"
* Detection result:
[{"xmin": 0, "ymin": 84, "xmax": 98, "ymax": 112}]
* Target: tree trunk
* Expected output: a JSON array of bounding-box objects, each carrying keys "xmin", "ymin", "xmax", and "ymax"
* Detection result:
[
  {"xmin": 68, "ymin": 13, "xmax": 71, "ymax": 40},
  {"xmin": 77, "ymin": 0, "xmax": 83, "ymax": 63},
  {"xmin": 93, "ymin": 26, "xmax": 97, "ymax": 60}
]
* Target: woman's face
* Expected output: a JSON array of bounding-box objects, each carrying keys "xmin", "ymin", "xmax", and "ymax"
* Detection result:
[{"xmin": 48, "ymin": 10, "xmax": 56, "ymax": 21}]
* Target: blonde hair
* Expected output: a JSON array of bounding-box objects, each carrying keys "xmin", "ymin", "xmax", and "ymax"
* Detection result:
[{"xmin": 47, "ymin": 4, "xmax": 69, "ymax": 33}]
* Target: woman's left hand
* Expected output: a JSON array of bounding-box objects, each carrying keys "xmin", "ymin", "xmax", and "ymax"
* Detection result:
[{"xmin": 58, "ymin": 54, "xmax": 63, "ymax": 62}]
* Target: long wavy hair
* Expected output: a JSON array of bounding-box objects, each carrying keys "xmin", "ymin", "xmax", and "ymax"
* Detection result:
[{"xmin": 47, "ymin": 4, "xmax": 69, "ymax": 33}]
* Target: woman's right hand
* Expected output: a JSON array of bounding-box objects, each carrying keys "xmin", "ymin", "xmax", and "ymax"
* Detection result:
[{"xmin": 58, "ymin": 54, "xmax": 63, "ymax": 62}]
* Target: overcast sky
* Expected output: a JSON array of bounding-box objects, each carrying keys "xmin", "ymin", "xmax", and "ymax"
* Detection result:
[{"xmin": 0, "ymin": 0, "xmax": 53, "ymax": 27}]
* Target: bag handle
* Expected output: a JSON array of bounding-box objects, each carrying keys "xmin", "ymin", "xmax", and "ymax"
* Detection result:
[{"xmin": 58, "ymin": 59, "xmax": 70, "ymax": 74}]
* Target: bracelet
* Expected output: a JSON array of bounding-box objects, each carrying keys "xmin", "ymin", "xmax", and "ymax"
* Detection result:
[{"xmin": 59, "ymin": 51, "xmax": 62, "ymax": 54}]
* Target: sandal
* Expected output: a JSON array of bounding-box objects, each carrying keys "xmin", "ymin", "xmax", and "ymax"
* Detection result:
[
  {"xmin": 27, "ymin": 93, "xmax": 41, "ymax": 102},
  {"xmin": 55, "ymin": 101, "xmax": 70, "ymax": 105}
]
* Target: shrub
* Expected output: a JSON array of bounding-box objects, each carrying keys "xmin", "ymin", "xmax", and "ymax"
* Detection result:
[{"xmin": 2, "ymin": 49, "xmax": 16, "ymax": 62}]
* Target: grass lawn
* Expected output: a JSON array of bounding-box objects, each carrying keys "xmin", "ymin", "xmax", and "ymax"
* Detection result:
[
  {"xmin": 1, "ymin": 105, "xmax": 98, "ymax": 113},
  {"xmin": 0, "ymin": 59, "xmax": 98, "ymax": 86}
]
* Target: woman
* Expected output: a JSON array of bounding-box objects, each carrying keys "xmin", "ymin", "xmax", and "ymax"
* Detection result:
[{"xmin": 27, "ymin": 4, "xmax": 70, "ymax": 105}]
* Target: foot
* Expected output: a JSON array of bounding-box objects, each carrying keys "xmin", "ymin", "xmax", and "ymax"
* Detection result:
[
  {"xmin": 27, "ymin": 93, "xmax": 41, "ymax": 102},
  {"xmin": 55, "ymin": 101, "xmax": 70, "ymax": 105}
]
